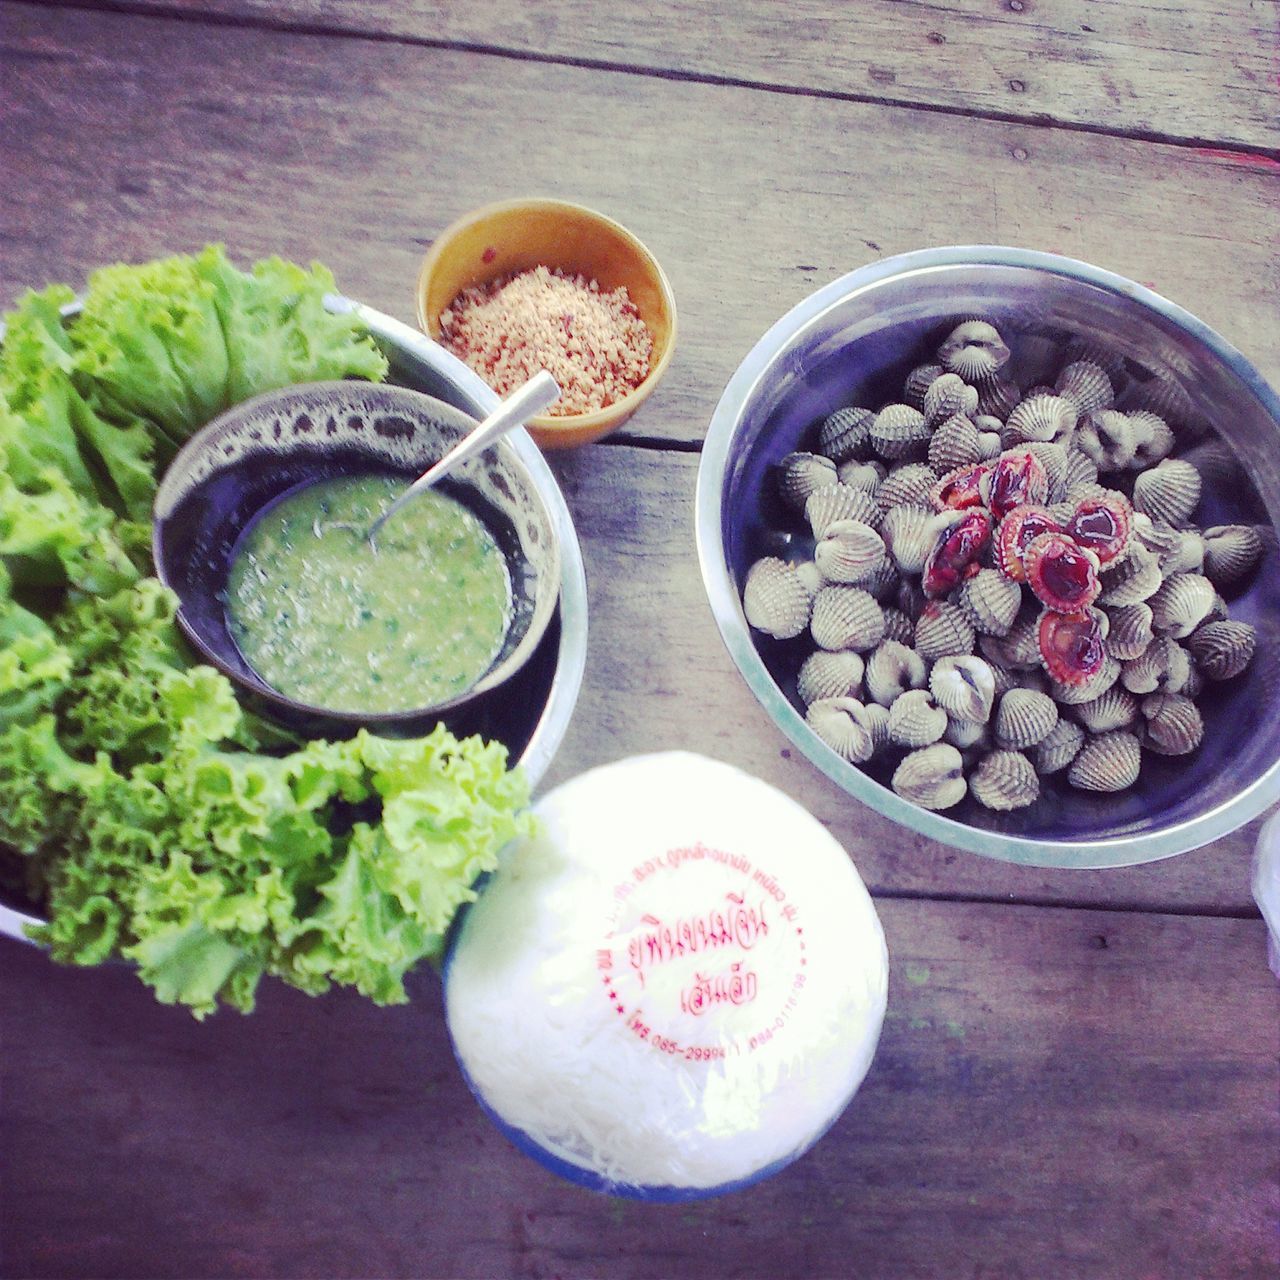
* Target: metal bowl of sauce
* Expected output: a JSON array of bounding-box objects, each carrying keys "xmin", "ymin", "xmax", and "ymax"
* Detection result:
[{"xmin": 153, "ymin": 378, "xmax": 564, "ymax": 742}]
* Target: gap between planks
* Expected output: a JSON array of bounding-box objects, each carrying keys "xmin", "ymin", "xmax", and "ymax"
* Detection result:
[{"xmin": 24, "ymin": 0, "xmax": 1280, "ymax": 162}]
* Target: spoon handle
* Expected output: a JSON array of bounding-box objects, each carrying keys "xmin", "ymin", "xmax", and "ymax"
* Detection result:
[{"xmin": 368, "ymin": 370, "xmax": 560, "ymax": 540}]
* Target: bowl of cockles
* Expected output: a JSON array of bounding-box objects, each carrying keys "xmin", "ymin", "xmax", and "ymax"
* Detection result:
[{"xmin": 696, "ymin": 246, "xmax": 1280, "ymax": 869}]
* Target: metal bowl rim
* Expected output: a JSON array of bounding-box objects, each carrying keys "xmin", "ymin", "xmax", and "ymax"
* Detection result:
[{"xmin": 695, "ymin": 244, "xmax": 1280, "ymax": 869}]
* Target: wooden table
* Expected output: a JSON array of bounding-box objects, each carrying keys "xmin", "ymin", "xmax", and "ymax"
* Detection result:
[{"xmin": 2, "ymin": 3, "xmax": 1277, "ymax": 1276}]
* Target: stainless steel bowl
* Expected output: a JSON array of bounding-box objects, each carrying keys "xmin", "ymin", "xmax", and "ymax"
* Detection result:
[
  {"xmin": 696, "ymin": 247, "xmax": 1280, "ymax": 868},
  {"xmin": 0, "ymin": 299, "xmax": 588, "ymax": 943}
]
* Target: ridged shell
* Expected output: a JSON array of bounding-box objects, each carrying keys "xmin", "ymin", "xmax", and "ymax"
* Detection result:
[
  {"xmin": 876, "ymin": 463, "xmax": 939, "ymax": 513},
  {"xmin": 805, "ymin": 697, "xmax": 877, "ymax": 763},
  {"xmin": 1023, "ymin": 441, "xmax": 1070, "ymax": 503},
  {"xmin": 892, "ymin": 743, "xmax": 968, "ymax": 810},
  {"xmin": 981, "ymin": 611, "xmax": 1043, "ymax": 671},
  {"xmin": 1120, "ymin": 636, "xmax": 1191, "ymax": 695},
  {"xmin": 897, "ymin": 577, "xmax": 928, "ymax": 622},
  {"xmin": 795, "ymin": 560, "xmax": 824, "ymax": 596},
  {"xmin": 1201, "ymin": 525, "xmax": 1263, "ymax": 590},
  {"xmin": 938, "ymin": 321, "xmax": 1011, "ymax": 381},
  {"xmin": 1015, "ymin": 667, "xmax": 1051, "ymax": 694},
  {"xmin": 1187, "ymin": 619, "xmax": 1256, "ymax": 681},
  {"xmin": 806, "ymin": 482, "xmax": 881, "ymax": 539},
  {"xmin": 864, "ymin": 702, "xmax": 893, "ymax": 753},
  {"xmin": 870, "ymin": 403, "xmax": 931, "ymax": 461},
  {"xmin": 1179, "ymin": 439, "xmax": 1241, "ymax": 491},
  {"xmin": 778, "ymin": 451, "xmax": 838, "ymax": 510},
  {"xmin": 957, "ymin": 568, "xmax": 1022, "ymax": 638},
  {"xmin": 1076, "ymin": 409, "xmax": 1136, "ymax": 473},
  {"xmin": 1067, "ymin": 730, "xmax": 1142, "ymax": 793},
  {"xmin": 883, "ymin": 504, "xmax": 947, "ymax": 576},
  {"xmin": 1099, "ymin": 544, "xmax": 1163, "ymax": 606},
  {"xmin": 929, "ymin": 654, "xmax": 997, "ymax": 724},
  {"xmin": 969, "ymin": 750, "xmax": 1040, "ymax": 811},
  {"xmin": 1060, "ymin": 338, "xmax": 1127, "ymax": 386},
  {"xmin": 1131, "ymin": 370, "xmax": 1197, "ymax": 434},
  {"xmin": 993, "ymin": 688, "xmax": 1059, "ymax": 750},
  {"xmin": 1004, "ymin": 394, "xmax": 1076, "ymax": 446},
  {"xmin": 888, "ymin": 689, "xmax": 949, "ymax": 749},
  {"xmin": 863, "ymin": 559, "xmax": 902, "ymax": 604},
  {"xmin": 864, "ymin": 640, "xmax": 928, "ymax": 707},
  {"xmin": 945, "ymin": 718, "xmax": 991, "ymax": 750},
  {"xmin": 815, "ymin": 519, "xmax": 888, "ymax": 585},
  {"xmin": 742, "ymin": 557, "xmax": 812, "ymax": 639},
  {"xmin": 975, "ymin": 373, "xmax": 1018, "ymax": 420},
  {"xmin": 837, "ymin": 460, "xmax": 886, "ymax": 494},
  {"xmin": 816, "ymin": 406, "xmax": 875, "ymax": 464},
  {"xmin": 1056, "ymin": 360, "xmax": 1114, "ymax": 415},
  {"xmin": 1132, "ymin": 458, "xmax": 1202, "ymax": 527},
  {"xmin": 1072, "ymin": 687, "xmax": 1139, "ymax": 734},
  {"xmin": 1034, "ymin": 718, "xmax": 1085, "ymax": 775},
  {"xmin": 914, "ymin": 601, "xmax": 976, "ymax": 662},
  {"xmin": 811, "ymin": 586, "xmax": 886, "ymax": 652},
  {"xmin": 1181, "ymin": 665, "xmax": 1206, "ymax": 700},
  {"xmin": 1140, "ymin": 693, "xmax": 1204, "ymax": 756},
  {"xmin": 985, "ymin": 662, "xmax": 1020, "ymax": 698},
  {"xmin": 881, "ymin": 606, "xmax": 916, "ymax": 646},
  {"xmin": 1049, "ymin": 655, "xmax": 1122, "ymax": 705},
  {"xmin": 902, "ymin": 363, "xmax": 944, "ymax": 410},
  {"xmin": 1063, "ymin": 448, "xmax": 1100, "ymax": 499},
  {"xmin": 928, "ymin": 413, "xmax": 983, "ymax": 473},
  {"xmin": 976, "ymin": 430, "xmax": 1003, "ymax": 460},
  {"xmin": 1104, "ymin": 602, "xmax": 1154, "ymax": 661},
  {"xmin": 1148, "ymin": 572, "xmax": 1215, "ymax": 638},
  {"xmin": 922, "ymin": 374, "xmax": 980, "ymax": 426},
  {"xmin": 1128, "ymin": 410, "xmax": 1176, "ymax": 468},
  {"xmin": 1133, "ymin": 518, "xmax": 1203, "ymax": 576},
  {"xmin": 797, "ymin": 650, "xmax": 865, "ymax": 706}
]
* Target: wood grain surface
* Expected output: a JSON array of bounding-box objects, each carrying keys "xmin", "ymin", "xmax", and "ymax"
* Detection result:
[
  {"xmin": 2, "ymin": 4, "xmax": 1278, "ymax": 455},
  {"xmin": 3, "ymin": 902, "xmax": 1275, "ymax": 1280},
  {"xmin": 57, "ymin": 0, "xmax": 1280, "ymax": 150}
]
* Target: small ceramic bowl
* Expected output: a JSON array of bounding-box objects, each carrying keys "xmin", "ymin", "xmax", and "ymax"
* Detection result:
[
  {"xmin": 152, "ymin": 380, "xmax": 562, "ymax": 741},
  {"xmin": 416, "ymin": 198, "xmax": 677, "ymax": 448}
]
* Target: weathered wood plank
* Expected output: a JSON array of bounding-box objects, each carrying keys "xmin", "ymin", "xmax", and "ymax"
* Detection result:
[
  {"xmin": 2, "ymin": 902, "xmax": 1275, "ymax": 1279},
  {"xmin": 1, "ymin": 5, "xmax": 1277, "ymax": 453},
  {"xmin": 65, "ymin": 0, "xmax": 1280, "ymax": 150},
  {"xmin": 544, "ymin": 444, "xmax": 1272, "ymax": 915}
]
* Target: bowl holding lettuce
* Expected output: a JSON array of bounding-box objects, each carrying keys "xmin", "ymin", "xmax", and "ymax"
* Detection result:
[{"xmin": 0, "ymin": 245, "xmax": 586, "ymax": 1018}]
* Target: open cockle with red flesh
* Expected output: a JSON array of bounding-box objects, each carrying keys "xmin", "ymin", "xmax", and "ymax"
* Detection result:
[{"xmin": 739, "ymin": 315, "xmax": 1262, "ymax": 811}]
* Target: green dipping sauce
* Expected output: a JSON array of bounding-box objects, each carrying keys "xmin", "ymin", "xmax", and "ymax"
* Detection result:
[{"xmin": 225, "ymin": 474, "xmax": 513, "ymax": 714}]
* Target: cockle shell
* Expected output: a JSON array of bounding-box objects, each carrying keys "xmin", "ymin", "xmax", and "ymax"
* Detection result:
[
  {"xmin": 870, "ymin": 403, "xmax": 931, "ymax": 461},
  {"xmin": 976, "ymin": 430, "xmax": 1003, "ymax": 460},
  {"xmin": 1073, "ymin": 687, "xmax": 1139, "ymax": 734},
  {"xmin": 902, "ymin": 362, "xmax": 944, "ymax": 410},
  {"xmin": 922, "ymin": 373, "xmax": 980, "ymax": 426},
  {"xmin": 1067, "ymin": 730, "xmax": 1142, "ymax": 792},
  {"xmin": 1063, "ymin": 448, "xmax": 1100, "ymax": 499},
  {"xmin": 1076, "ymin": 409, "xmax": 1137, "ymax": 472},
  {"xmin": 928, "ymin": 413, "xmax": 983, "ymax": 473},
  {"xmin": 1148, "ymin": 572, "xmax": 1215, "ymax": 639},
  {"xmin": 945, "ymin": 718, "xmax": 991, "ymax": 750},
  {"xmin": 985, "ymin": 662, "xmax": 1020, "ymax": 698},
  {"xmin": 743, "ymin": 557, "xmax": 812, "ymax": 639},
  {"xmin": 981, "ymin": 611, "xmax": 1043, "ymax": 671},
  {"xmin": 1120, "ymin": 636, "xmax": 1191, "ymax": 695},
  {"xmin": 937, "ymin": 321, "xmax": 1011, "ymax": 382},
  {"xmin": 1104, "ymin": 602, "xmax": 1154, "ymax": 661},
  {"xmin": 811, "ymin": 586, "xmax": 886, "ymax": 652},
  {"xmin": 865, "ymin": 640, "xmax": 928, "ymax": 707},
  {"xmin": 1005, "ymin": 394, "xmax": 1077, "ymax": 447},
  {"xmin": 975, "ymin": 373, "xmax": 1019, "ymax": 421},
  {"xmin": 1034, "ymin": 718, "xmax": 1085, "ymax": 775},
  {"xmin": 1061, "ymin": 338, "xmax": 1127, "ymax": 385},
  {"xmin": 1132, "ymin": 516, "xmax": 1203, "ymax": 576},
  {"xmin": 883, "ymin": 505, "xmax": 954, "ymax": 576},
  {"xmin": 817, "ymin": 406, "xmax": 875, "ymax": 463},
  {"xmin": 1132, "ymin": 458, "xmax": 1202, "ymax": 527},
  {"xmin": 805, "ymin": 697, "xmax": 877, "ymax": 763},
  {"xmin": 929, "ymin": 654, "xmax": 997, "ymax": 724},
  {"xmin": 888, "ymin": 689, "xmax": 949, "ymax": 749},
  {"xmin": 1140, "ymin": 693, "xmax": 1204, "ymax": 756},
  {"xmin": 1023, "ymin": 441, "xmax": 1070, "ymax": 503},
  {"xmin": 956, "ymin": 568, "xmax": 1022, "ymax": 638},
  {"xmin": 1181, "ymin": 665, "xmax": 1206, "ymax": 700},
  {"xmin": 897, "ymin": 577, "xmax": 929, "ymax": 622},
  {"xmin": 1025, "ymin": 531, "xmax": 1102, "ymax": 614},
  {"xmin": 806, "ymin": 482, "xmax": 881, "ymax": 539},
  {"xmin": 797, "ymin": 650, "xmax": 865, "ymax": 706},
  {"xmin": 1200, "ymin": 525, "xmax": 1263, "ymax": 590},
  {"xmin": 862, "ymin": 559, "xmax": 902, "ymax": 603},
  {"xmin": 1129, "ymin": 410, "xmax": 1176, "ymax": 468},
  {"xmin": 876, "ymin": 463, "xmax": 940, "ymax": 513},
  {"xmin": 881, "ymin": 605, "xmax": 916, "ymax": 646},
  {"xmin": 969, "ymin": 750, "xmax": 1040, "ymax": 811},
  {"xmin": 778, "ymin": 451, "xmax": 838, "ymax": 510},
  {"xmin": 1098, "ymin": 544, "xmax": 1163, "ymax": 606},
  {"xmin": 1187, "ymin": 619, "xmax": 1256, "ymax": 681},
  {"xmin": 838, "ymin": 459, "xmax": 886, "ymax": 494},
  {"xmin": 815, "ymin": 519, "xmax": 887, "ymax": 585},
  {"xmin": 1056, "ymin": 360, "xmax": 1114, "ymax": 415},
  {"xmin": 993, "ymin": 688, "xmax": 1058, "ymax": 750},
  {"xmin": 914, "ymin": 600, "xmax": 976, "ymax": 661},
  {"xmin": 892, "ymin": 743, "xmax": 968, "ymax": 810},
  {"xmin": 1049, "ymin": 654, "xmax": 1121, "ymax": 705},
  {"xmin": 864, "ymin": 702, "xmax": 893, "ymax": 753}
]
